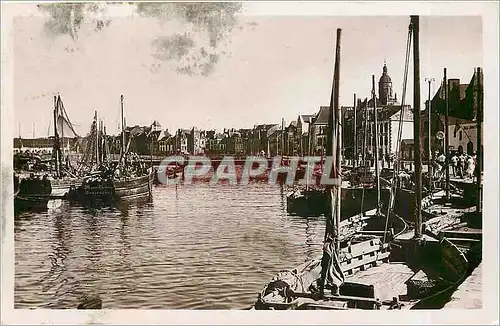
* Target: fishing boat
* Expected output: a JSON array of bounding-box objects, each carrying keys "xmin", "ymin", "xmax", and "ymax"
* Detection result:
[
  {"xmin": 286, "ymin": 63, "xmax": 392, "ymax": 218},
  {"xmin": 254, "ymin": 19, "xmax": 469, "ymax": 310},
  {"xmin": 14, "ymin": 95, "xmax": 82, "ymax": 212},
  {"xmin": 69, "ymin": 96, "xmax": 154, "ymax": 203}
]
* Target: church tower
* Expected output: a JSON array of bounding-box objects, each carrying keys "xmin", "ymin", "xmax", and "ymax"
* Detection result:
[{"xmin": 378, "ymin": 62, "xmax": 394, "ymax": 105}]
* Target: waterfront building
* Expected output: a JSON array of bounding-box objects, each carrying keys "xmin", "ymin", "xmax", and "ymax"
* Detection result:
[
  {"xmin": 426, "ymin": 68, "xmax": 483, "ymax": 157},
  {"xmin": 252, "ymin": 124, "xmax": 277, "ymax": 155},
  {"xmin": 175, "ymin": 129, "xmax": 191, "ymax": 154},
  {"xmin": 310, "ymin": 106, "xmax": 329, "ymax": 155},
  {"xmin": 343, "ymin": 63, "xmax": 413, "ymax": 166},
  {"xmin": 296, "ymin": 114, "xmax": 315, "ymax": 155},
  {"xmin": 189, "ymin": 127, "xmax": 206, "ymax": 155},
  {"xmin": 266, "ymin": 124, "xmax": 281, "ymax": 156},
  {"xmin": 158, "ymin": 130, "xmax": 173, "ymax": 154},
  {"xmin": 284, "ymin": 121, "xmax": 298, "ymax": 156}
]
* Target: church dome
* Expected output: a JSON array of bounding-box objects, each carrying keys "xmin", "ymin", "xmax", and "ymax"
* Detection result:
[{"xmin": 379, "ymin": 64, "xmax": 392, "ymax": 83}]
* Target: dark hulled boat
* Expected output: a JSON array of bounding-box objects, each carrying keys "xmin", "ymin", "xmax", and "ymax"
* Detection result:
[
  {"xmin": 14, "ymin": 95, "xmax": 82, "ymax": 212},
  {"xmin": 286, "ymin": 186, "xmax": 390, "ymax": 218},
  {"xmin": 69, "ymin": 96, "xmax": 154, "ymax": 204},
  {"xmin": 76, "ymin": 166, "xmax": 154, "ymax": 202}
]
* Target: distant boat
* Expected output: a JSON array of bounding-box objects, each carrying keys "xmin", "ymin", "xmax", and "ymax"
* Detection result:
[
  {"xmin": 14, "ymin": 95, "xmax": 82, "ymax": 212},
  {"xmin": 286, "ymin": 186, "xmax": 390, "ymax": 218},
  {"xmin": 75, "ymin": 165, "xmax": 154, "ymax": 203},
  {"xmin": 69, "ymin": 96, "xmax": 154, "ymax": 204}
]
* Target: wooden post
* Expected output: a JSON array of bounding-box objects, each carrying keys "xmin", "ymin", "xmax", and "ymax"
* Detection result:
[
  {"xmin": 476, "ymin": 67, "xmax": 482, "ymax": 216},
  {"xmin": 372, "ymin": 75, "xmax": 381, "ymax": 215},
  {"xmin": 411, "ymin": 15, "xmax": 423, "ymax": 239},
  {"xmin": 426, "ymin": 77, "xmax": 434, "ymax": 193},
  {"xmin": 353, "ymin": 93, "xmax": 357, "ymax": 167},
  {"xmin": 444, "ymin": 68, "xmax": 450, "ymax": 200}
]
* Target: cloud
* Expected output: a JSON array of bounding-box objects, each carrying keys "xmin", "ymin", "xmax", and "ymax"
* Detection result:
[
  {"xmin": 38, "ymin": 3, "xmax": 111, "ymax": 40},
  {"xmin": 137, "ymin": 2, "xmax": 242, "ymax": 76},
  {"xmin": 37, "ymin": 3, "xmax": 243, "ymax": 76}
]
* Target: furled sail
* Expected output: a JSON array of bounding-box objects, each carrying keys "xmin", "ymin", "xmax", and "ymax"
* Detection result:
[{"xmin": 321, "ymin": 235, "xmax": 345, "ymax": 289}]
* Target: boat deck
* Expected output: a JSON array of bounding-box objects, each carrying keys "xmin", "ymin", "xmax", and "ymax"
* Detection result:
[{"xmin": 347, "ymin": 262, "xmax": 415, "ymax": 302}]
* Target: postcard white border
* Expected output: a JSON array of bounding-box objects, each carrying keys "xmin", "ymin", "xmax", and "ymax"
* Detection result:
[{"xmin": 1, "ymin": 1, "xmax": 498, "ymax": 325}]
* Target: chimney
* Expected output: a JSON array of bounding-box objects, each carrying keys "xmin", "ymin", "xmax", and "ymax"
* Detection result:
[{"xmin": 448, "ymin": 78, "xmax": 460, "ymax": 91}]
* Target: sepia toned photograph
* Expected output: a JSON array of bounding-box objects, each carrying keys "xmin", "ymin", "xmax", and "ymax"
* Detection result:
[{"xmin": 1, "ymin": 1, "xmax": 498, "ymax": 324}]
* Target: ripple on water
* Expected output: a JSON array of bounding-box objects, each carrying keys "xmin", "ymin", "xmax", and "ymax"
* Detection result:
[{"xmin": 15, "ymin": 183, "xmax": 325, "ymax": 309}]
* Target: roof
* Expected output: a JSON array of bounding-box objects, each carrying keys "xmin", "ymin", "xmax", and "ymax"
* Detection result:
[
  {"xmin": 437, "ymin": 114, "xmax": 475, "ymax": 127},
  {"xmin": 13, "ymin": 137, "xmax": 60, "ymax": 148},
  {"xmin": 299, "ymin": 114, "xmax": 315, "ymax": 124},
  {"xmin": 158, "ymin": 130, "xmax": 172, "ymax": 141},
  {"xmin": 367, "ymin": 97, "xmax": 387, "ymax": 108},
  {"xmin": 177, "ymin": 128, "xmax": 191, "ymax": 136},
  {"xmin": 430, "ymin": 69, "xmax": 482, "ymax": 121},
  {"xmin": 313, "ymin": 106, "xmax": 330, "ymax": 125},
  {"xmin": 253, "ymin": 124, "xmax": 276, "ymax": 131},
  {"xmin": 266, "ymin": 124, "xmax": 280, "ymax": 137}
]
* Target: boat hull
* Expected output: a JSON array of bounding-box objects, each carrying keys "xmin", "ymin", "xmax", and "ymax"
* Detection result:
[
  {"xmin": 71, "ymin": 170, "xmax": 154, "ymax": 203},
  {"xmin": 286, "ymin": 187, "xmax": 391, "ymax": 217},
  {"xmin": 14, "ymin": 175, "xmax": 81, "ymax": 212}
]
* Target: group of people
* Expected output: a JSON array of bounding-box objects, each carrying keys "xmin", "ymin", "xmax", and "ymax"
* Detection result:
[
  {"xmin": 433, "ymin": 151, "xmax": 477, "ymax": 180},
  {"xmin": 450, "ymin": 152, "xmax": 477, "ymax": 179}
]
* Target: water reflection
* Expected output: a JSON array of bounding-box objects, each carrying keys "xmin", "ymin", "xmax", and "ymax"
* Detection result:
[
  {"xmin": 15, "ymin": 183, "xmax": 327, "ymax": 309},
  {"xmin": 44, "ymin": 205, "xmax": 72, "ymax": 307}
]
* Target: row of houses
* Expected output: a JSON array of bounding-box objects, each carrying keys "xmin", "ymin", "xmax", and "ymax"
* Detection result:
[{"xmin": 14, "ymin": 64, "xmax": 482, "ymax": 163}]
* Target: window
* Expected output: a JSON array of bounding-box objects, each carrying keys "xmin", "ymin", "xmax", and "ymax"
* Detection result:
[
  {"xmin": 454, "ymin": 129, "xmax": 457, "ymax": 138},
  {"xmin": 459, "ymin": 131, "xmax": 462, "ymax": 141}
]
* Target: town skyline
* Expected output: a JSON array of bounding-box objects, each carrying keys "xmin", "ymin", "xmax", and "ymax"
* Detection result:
[{"xmin": 10, "ymin": 4, "xmax": 482, "ymax": 138}]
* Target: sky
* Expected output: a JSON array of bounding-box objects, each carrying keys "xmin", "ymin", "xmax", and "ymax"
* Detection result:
[{"xmin": 9, "ymin": 3, "xmax": 483, "ymax": 138}]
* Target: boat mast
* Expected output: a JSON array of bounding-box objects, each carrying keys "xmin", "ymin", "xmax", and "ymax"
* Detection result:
[
  {"xmin": 476, "ymin": 67, "xmax": 482, "ymax": 216},
  {"xmin": 61, "ymin": 100, "xmax": 65, "ymax": 163},
  {"xmin": 371, "ymin": 75, "xmax": 381, "ymax": 215},
  {"xmin": 353, "ymin": 93, "xmax": 357, "ymax": 168},
  {"xmin": 444, "ymin": 68, "xmax": 450, "ymax": 200},
  {"xmin": 426, "ymin": 77, "xmax": 434, "ymax": 193},
  {"xmin": 333, "ymin": 28, "xmax": 342, "ymax": 253},
  {"xmin": 325, "ymin": 28, "xmax": 342, "ymax": 252},
  {"xmin": 95, "ymin": 111, "xmax": 99, "ymax": 166},
  {"xmin": 411, "ymin": 15, "xmax": 423, "ymax": 239},
  {"xmin": 53, "ymin": 95, "xmax": 60, "ymax": 177},
  {"xmin": 121, "ymin": 95, "xmax": 126, "ymax": 164},
  {"xmin": 281, "ymin": 117, "xmax": 285, "ymax": 156},
  {"xmin": 306, "ymin": 119, "xmax": 313, "ymax": 191}
]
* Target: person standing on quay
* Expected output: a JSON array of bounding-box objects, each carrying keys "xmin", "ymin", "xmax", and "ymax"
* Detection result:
[
  {"xmin": 458, "ymin": 153, "xmax": 466, "ymax": 178},
  {"xmin": 466, "ymin": 154, "xmax": 475, "ymax": 179},
  {"xmin": 451, "ymin": 153, "xmax": 458, "ymax": 177}
]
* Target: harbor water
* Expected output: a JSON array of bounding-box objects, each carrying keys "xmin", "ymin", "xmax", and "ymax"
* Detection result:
[{"xmin": 14, "ymin": 182, "xmax": 327, "ymax": 309}]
